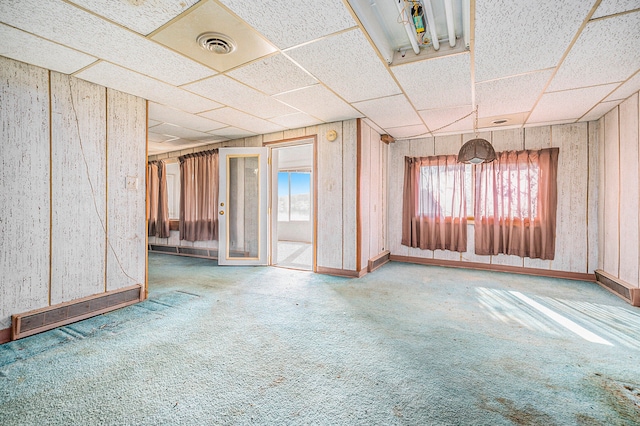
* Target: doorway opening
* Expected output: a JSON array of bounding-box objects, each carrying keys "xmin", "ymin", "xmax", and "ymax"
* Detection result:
[{"xmin": 270, "ymin": 141, "xmax": 315, "ymax": 271}]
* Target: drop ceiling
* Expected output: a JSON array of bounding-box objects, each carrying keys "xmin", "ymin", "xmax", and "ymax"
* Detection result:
[{"xmin": 0, "ymin": 0, "xmax": 638, "ymax": 156}]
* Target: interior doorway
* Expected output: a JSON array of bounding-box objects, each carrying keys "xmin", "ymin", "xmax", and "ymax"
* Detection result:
[{"xmin": 270, "ymin": 141, "xmax": 315, "ymax": 271}]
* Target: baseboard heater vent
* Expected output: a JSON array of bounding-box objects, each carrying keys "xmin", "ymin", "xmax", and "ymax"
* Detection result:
[
  {"xmin": 11, "ymin": 284, "xmax": 142, "ymax": 341},
  {"xmin": 595, "ymin": 270, "xmax": 640, "ymax": 307},
  {"xmin": 368, "ymin": 250, "xmax": 391, "ymax": 272},
  {"xmin": 149, "ymin": 244, "xmax": 218, "ymax": 260}
]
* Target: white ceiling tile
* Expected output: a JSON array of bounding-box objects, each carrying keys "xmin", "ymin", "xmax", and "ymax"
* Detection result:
[
  {"xmin": 418, "ymin": 106, "xmax": 474, "ymax": 134},
  {"xmin": 199, "ymin": 107, "xmax": 286, "ymax": 134},
  {"xmin": 474, "ymin": 0, "xmax": 593, "ymax": 82},
  {"xmin": 148, "ymin": 123, "xmax": 213, "ymax": 140},
  {"xmin": 580, "ymin": 100, "xmax": 624, "ymax": 121},
  {"xmin": 67, "ymin": 0, "xmax": 198, "ymax": 35},
  {"xmin": 218, "ymin": 0, "xmax": 356, "ymax": 49},
  {"xmin": 184, "ymin": 75, "xmax": 297, "ymax": 119},
  {"xmin": 75, "ymin": 61, "xmax": 222, "ymax": 113},
  {"xmin": 352, "ymin": 95, "xmax": 422, "ymax": 129},
  {"xmin": 208, "ymin": 127, "xmax": 256, "ymax": 139},
  {"xmin": 148, "ymin": 119, "xmax": 162, "ymax": 127},
  {"xmin": 0, "ymin": 0, "xmax": 216, "ymax": 86},
  {"xmin": 392, "ymin": 53, "xmax": 472, "ymax": 110},
  {"xmin": 604, "ymin": 71, "xmax": 640, "ymax": 102},
  {"xmin": 148, "ymin": 131, "xmax": 179, "ymax": 143},
  {"xmin": 593, "ymin": 0, "xmax": 640, "ymax": 19},
  {"xmin": 0, "ymin": 23, "xmax": 97, "ymax": 74},
  {"xmin": 270, "ymin": 113, "xmax": 323, "ymax": 129},
  {"xmin": 385, "ymin": 125, "xmax": 429, "ymax": 140},
  {"xmin": 548, "ymin": 12, "xmax": 640, "ymax": 91},
  {"xmin": 476, "ymin": 70, "xmax": 553, "ymax": 118},
  {"xmin": 226, "ymin": 54, "xmax": 317, "ymax": 95},
  {"xmin": 527, "ymin": 83, "xmax": 619, "ymax": 123},
  {"xmin": 273, "ymin": 85, "xmax": 361, "ymax": 122},
  {"xmin": 286, "ymin": 29, "xmax": 401, "ymax": 103},
  {"xmin": 149, "ymin": 103, "xmax": 227, "ymax": 132},
  {"xmin": 151, "ymin": 1, "xmax": 277, "ymax": 73}
]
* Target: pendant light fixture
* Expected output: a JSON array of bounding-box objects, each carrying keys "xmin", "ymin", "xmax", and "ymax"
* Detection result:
[{"xmin": 457, "ymin": 107, "xmax": 496, "ymax": 164}]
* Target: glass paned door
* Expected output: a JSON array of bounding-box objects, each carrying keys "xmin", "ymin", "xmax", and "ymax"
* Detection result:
[{"xmin": 218, "ymin": 148, "xmax": 268, "ymax": 265}]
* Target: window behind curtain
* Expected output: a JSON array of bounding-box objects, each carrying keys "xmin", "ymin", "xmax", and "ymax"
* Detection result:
[
  {"xmin": 179, "ymin": 150, "xmax": 219, "ymax": 242},
  {"xmin": 402, "ymin": 155, "xmax": 467, "ymax": 252},
  {"xmin": 474, "ymin": 148, "xmax": 559, "ymax": 259}
]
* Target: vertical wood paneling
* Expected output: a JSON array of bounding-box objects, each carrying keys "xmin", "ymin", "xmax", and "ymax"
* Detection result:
[
  {"xmin": 107, "ymin": 89, "xmax": 146, "ymax": 291},
  {"xmin": 316, "ymin": 123, "xmax": 343, "ymax": 269},
  {"xmin": 369, "ymin": 128, "xmax": 381, "ymax": 257},
  {"xmin": 380, "ymin": 141, "xmax": 389, "ymax": 252},
  {"xmin": 618, "ymin": 94, "xmax": 639, "ymax": 285},
  {"xmin": 50, "ymin": 73, "xmax": 106, "ymax": 304},
  {"xmin": 342, "ymin": 120, "xmax": 358, "ymax": 271},
  {"xmin": 551, "ymin": 123, "xmax": 588, "ymax": 273},
  {"xmin": 491, "ymin": 128, "xmax": 524, "ymax": 152},
  {"xmin": 597, "ymin": 117, "xmax": 605, "ymax": 270},
  {"xmin": 360, "ymin": 123, "xmax": 371, "ymax": 267},
  {"xmin": 587, "ymin": 122, "xmax": 599, "ymax": 274},
  {"xmin": 603, "ymin": 108, "xmax": 620, "ymax": 276},
  {"xmin": 387, "ymin": 140, "xmax": 408, "ymax": 256},
  {"xmin": 523, "ymin": 126, "xmax": 552, "ymax": 270},
  {"xmin": 434, "ymin": 134, "xmax": 462, "ymax": 156},
  {"xmin": 0, "ymin": 58, "xmax": 50, "ymax": 329}
]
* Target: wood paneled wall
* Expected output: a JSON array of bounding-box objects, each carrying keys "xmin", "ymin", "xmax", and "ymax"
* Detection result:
[
  {"xmin": 0, "ymin": 57, "xmax": 147, "ymax": 330},
  {"xmin": 149, "ymin": 121, "xmax": 360, "ymax": 273},
  {"xmin": 388, "ymin": 122, "xmax": 599, "ymax": 274},
  {"xmin": 599, "ymin": 92, "xmax": 640, "ymax": 287},
  {"xmin": 359, "ymin": 120, "xmax": 388, "ymax": 271}
]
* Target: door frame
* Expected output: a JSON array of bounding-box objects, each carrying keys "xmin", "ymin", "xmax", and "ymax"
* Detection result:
[{"xmin": 265, "ymin": 136, "xmax": 318, "ymax": 272}]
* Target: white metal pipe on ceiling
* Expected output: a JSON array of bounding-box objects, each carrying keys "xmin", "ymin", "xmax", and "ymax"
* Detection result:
[
  {"xmin": 394, "ymin": 0, "xmax": 420, "ymax": 55},
  {"xmin": 422, "ymin": 0, "xmax": 440, "ymax": 50},
  {"xmin": 444, "ymin": 0, "xmax": 456, "ymax": 47}
]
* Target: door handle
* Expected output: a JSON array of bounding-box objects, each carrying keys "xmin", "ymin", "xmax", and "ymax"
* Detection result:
[{"xmin": 219, "ymin": 211, "xmax": 224, "ymax": 215}]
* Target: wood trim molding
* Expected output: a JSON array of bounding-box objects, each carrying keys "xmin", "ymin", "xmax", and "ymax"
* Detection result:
[
  {"xmin": 169, "ymin": 220, "xmax": 179, "ymax": 231},
  {"xmin": 0, "ymin": 327, "xmax": 10, "ymax": 345},
  {"xmin": 389, "ymin": 255, "xmax": 596, "ymax": 282},
  {"xmin": 316, "ymin": 266, "xmax": 365, "ymax": 278}
]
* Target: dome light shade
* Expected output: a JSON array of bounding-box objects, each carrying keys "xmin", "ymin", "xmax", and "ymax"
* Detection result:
[{"xmin": 457, "ymin": 138, "xmax": 496, "ymax": 164}]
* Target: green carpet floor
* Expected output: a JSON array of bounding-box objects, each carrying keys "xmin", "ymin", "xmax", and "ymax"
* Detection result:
[{"xmin": 1, "ymin": 253, "xmax": 640, "ymax": 425}]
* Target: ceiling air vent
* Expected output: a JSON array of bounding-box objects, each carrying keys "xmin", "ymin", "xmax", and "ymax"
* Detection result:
[{"xmin": 197, "ymin": 32, "xmax": 236, "ymax": 55}]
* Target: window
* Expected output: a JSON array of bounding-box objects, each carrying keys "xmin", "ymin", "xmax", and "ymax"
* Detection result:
[
  {"xmin": 278, "ymin": 171, "xmax": 311, "ymax": 222},
  {"xmin": 402, "ymin": 155, "xmax": 467, "ymax": 252},
  {"xmin": 403, "ymin": 148, "xmax": 558, "ymax": 259},
  {"xmin": 474, "ymin": 148, "xmax": 559, "ymax": 259}
]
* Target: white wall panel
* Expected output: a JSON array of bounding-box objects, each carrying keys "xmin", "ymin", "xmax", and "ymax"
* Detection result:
[
  {"xmin": 550, "ymin": 123, "xmax": 588, "ymax": 273},
  {"xmin": 50, "ymin": 73, "xmax": 106, "ymax": 304},
  {"xmin": 0, "ymin": 58, "xmax": 50, "ymax": 329},
  {"xmin": 342, "ymin": 120, "xmax": 358, "ymax": 271},
  {"xmin": 107, "ymin": 90, "xmax": 147, "ymax": 291},
  {"xmin": 603, "ymin": 108, "xmax": 620, "ymax": 276},
  {"xmin": 618, "ymin": 94, "xmax": 639, "ymax": 286},
  {"xmin": 316, "ymin": 123, "xmax": 344, "ymax": 269},
  {"xmin": 597, "ymin": 117, "xmax": 605, "ymax": 270},
  {"xmin": 359, "ymin": 123, "xmax": 372, "ymax": 268},
  {"xmin": 587, "ymin": 122, "xmax": 599, "ymax": 274}
]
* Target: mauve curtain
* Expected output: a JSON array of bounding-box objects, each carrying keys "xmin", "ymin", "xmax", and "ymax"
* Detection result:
[
  {"xmin": 180, "ymin": 150, "xmax": 218, "ymax": 242},
  {"xmin": 474, "ymin": 147, "xmax": 559, "ymax": 259},
  {"xmin": 147, "ymin": 161, "xmax": 170, "ymax": 238},
  {"xmin": 402, "ymin": 155, "xmax": 467, "ymax": 252}
]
